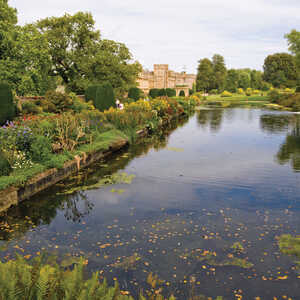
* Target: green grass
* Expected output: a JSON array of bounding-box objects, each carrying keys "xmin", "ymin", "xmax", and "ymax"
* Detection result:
[
  {"xmin": 0, "ymin": 164, "xmax": 47, "ymax": 190},
  {"xmin": 205, "ymin": 94, "xmax": 269, "ymax": 102}
]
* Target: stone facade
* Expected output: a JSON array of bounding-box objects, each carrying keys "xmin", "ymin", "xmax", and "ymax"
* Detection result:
[{"xmin": 137, "ymin": 64, "xmax": 196, "ymax": 96}]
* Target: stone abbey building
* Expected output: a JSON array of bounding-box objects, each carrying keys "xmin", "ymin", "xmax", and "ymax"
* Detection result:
[{"xmin": 137, "ymin": 64, "xmax": 196, "ymax": 96}]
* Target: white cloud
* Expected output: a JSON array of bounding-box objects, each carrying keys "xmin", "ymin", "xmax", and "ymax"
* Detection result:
[{"xmin": 9, "ymin": 0, "xmax": 300, "ymax": 73}]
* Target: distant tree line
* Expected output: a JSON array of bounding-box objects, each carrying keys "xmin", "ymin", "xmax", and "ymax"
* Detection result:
[
  {"xmin": 196, "ymin": 30, "xmax": 300, "ymax": 93},
  {"xmin": 0, "ymin": 0, "xmax": 141, "ymax": 96}
]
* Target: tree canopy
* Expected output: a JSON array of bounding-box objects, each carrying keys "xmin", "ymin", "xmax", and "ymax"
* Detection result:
[
  {"xmin": 263, "ymin": 53, "xmax": 298, "ymax": 88},
  {"xmin": 0, "ymin": 3, "xmax": 141, "ymax": 96},
  {"xmin": 36, "ymin": 12, "xmax": 141, "ymax": 95}
]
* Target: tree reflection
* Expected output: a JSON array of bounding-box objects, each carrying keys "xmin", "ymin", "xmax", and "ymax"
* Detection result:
[
  {"xmin": 260, "ymin": 114, "xmax": 294, "ymax": 134},
  {"xmin": 197, "ymin": 109, "xmax": 224, "ymax": 133},
  {"xmin": 276, "ymin": 120, "xmax": 300, "ymax": 171}
]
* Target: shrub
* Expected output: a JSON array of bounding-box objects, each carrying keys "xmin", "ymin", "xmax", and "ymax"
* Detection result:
[
  {"xmin": 149, "ymin": 88, "xmax": 159, "ymax": 99},
  {"xmin": 179, "ymin": 90, "xmax": 185, "ymax": 97},
  {"xmin": 30, "ymin": 135, "xmax": 52, "ymax": 163},
  {"xmin": 284, "ymin": 88, "xmax": 293, "ymax": 93},
  {"xmin": 253, "ymin": 89, "xmax": 261, "ymax": 95},
  {"xmin": 245, "ymin": 88, "xmax": 252, "ymax": 96},
  {"xmin": 268, "ymin": 89, "xmax": 282, "ymax": 103},
  {"xmin": 261, "ymin": 81, "xmax": 271, "ymax": 91},
  {"xmin": 85, "ymin": 85, "xmax": 98, "ymax": 102},
  {"xmin": 210, "ymin": 89, "xmax": 218, "ymax": 94},
  {"xmin": 296, "ymin": 86, "xmax": 300, "ymax": 93},
  {"xmin": 128, "ymin": 87, "xmax": 141, "ymax": 101},
  {"xmin": 189, "ymin": 89, "xmax": 194, "ymax": 95},
  {"xmin": 39, "ymin": 99, "xmax": 57, "ymax": 113},
  {"xmin": 21, "ymin": 101, "xmax": 42, "ymax": 115},
  {"xmin": 70, "ymin": 93, "xmax": 94, "ymax": 113},
  {"xmin": 0, "ymin": 83, "xmax": 16, "ymax": 126},
  {"xmin": 93, "ymin": 82, "xmax": 115, "ymax": 112},
  {"xmin": 166, "ymin": 88, "xmax": 176, "ymax": 97},
  {"xmin": 44, "ymin": 91, "xmax": 73, "ymax": 112},
  {"xmin": 221, "ymin": 90, "xmax": 232, "ymax": 97},
  {"xmin": 237, "ymin": 88, "xmax": 244, "ymax": 94},
  {"xmin": 158, "ymin": 89, "xmax": 167, "ymax": 97},
  {"xmin": 0, "ymin": 152, "xmax": 11, "ymax": 176}
]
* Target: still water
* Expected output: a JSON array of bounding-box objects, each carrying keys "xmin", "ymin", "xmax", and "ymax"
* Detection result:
[{"xmin": 1, "ymin": 108, "xmax": 300, "ymax": 299}]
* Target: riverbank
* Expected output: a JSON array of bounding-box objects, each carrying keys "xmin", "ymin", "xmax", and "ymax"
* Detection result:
[{"xmin": 0, "ymin": 97, "xmax": 198, "ymax": 212}]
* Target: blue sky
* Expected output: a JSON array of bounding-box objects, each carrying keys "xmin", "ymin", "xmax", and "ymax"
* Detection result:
[{"xmin": 10, "ymin": 0, "xmax": 300, "ymax": 73}]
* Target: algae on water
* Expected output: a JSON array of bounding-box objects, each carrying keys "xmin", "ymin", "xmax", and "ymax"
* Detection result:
[{"xmin": 57, "ymin": 172, "xmax": 136, "ymax": 195}]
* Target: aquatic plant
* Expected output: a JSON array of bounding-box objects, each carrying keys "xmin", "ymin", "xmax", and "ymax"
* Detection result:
[{"xmin": 278, "ymin": 234, "xmax": 300, "ymax": 268}]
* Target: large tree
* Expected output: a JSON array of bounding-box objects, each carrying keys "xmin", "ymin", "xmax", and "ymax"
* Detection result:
[
  {"xmin": 0, "ymin": 1, "xmax": 55, "ymax": 95},
  {"xmin": 225, "ymin": 69, "xmax": 239, "ymax": 93},
  {"xmin": 237, "ymin": 70, "xmax": 251, "ymax": 89},
  {"xmin": 0, "ymin": 0, "xmax": 17, "ymax": 59},
  {"xmin": 263, "ymin": 53, "xmax": 298, "ymax": 88},
  {"xmin": 211, "ymin": 54, "xmax": 227, "ymax": 92},
  {"xmin": 285, "ymin": 29, "xmax": 300, "ymax": 84},
  {"xmin": 196, "ymin": 58, "xmax": 214, "ymax": 92},
  {"xmin": 36, "ymin": 12, "xmax": 141, "ymax": 94},
  {"xmin": 250, "ymin": 70, "xmax": 263, "ymax": 89}
]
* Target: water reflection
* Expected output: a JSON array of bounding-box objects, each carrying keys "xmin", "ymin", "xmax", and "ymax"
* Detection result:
[
  {"xmin": 277, "ymin": 120, "xmax": 300, "ymax": 171},
  {"xmin": 260, "ymin": 113, "xmax": 295, "ymax": 134},
  {"xmin": 197, "ymin": 109, "xmax": 224, "ymax": 133},
  {"xmin": 260, "ymin": 113, "xmax": 300, "ymax": 171}
]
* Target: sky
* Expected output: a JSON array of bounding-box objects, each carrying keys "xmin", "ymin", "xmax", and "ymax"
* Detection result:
[{"xmin": 10, "ymin": 0, "xmax": 300, "ymax": 74}]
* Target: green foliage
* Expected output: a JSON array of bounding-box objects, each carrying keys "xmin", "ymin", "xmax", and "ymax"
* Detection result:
[
  {"xmin": 85, "ymin": 85, "xmax": 98, "ymax": 102},
  {"xmin": 158, "ymin": 89, "xmax": 167, "ymax": 97},
  {"xmin": 44, "ymin": 91, "xmax": 73, "ymax": 112},
  {"xmin": 37, "ymin": 12, "xmax": 141, "ymax": 94},
  {"xmin": 196, "ymin": 58, "xmax": 214, "ymax": 92},
  {"xmin": 237, "ymin": 88, "xmax": 244, "ymax": 94},
  {"xmin": 0, "ymin": 255, "xmax": 134, "ymax": 300},
  {"xmin": 166, "ymin": 88, "xmax": 176, "ymax": 97},
  {"xmin": 220, "ymin": 90, "xmax": 232, "ymax": 97},
  {"xmin": 263, "ymin": 53, "xmax": 298, "ymax": 88},
  {"xmin": 0, "ymin": 152, "xmax": 11, "ymax": 176},
  {"xmin": 128, "ymin": 87, "xmax": 141, "ymax": 101},
  {"xmin": 296, "ymin": 86, "xmax": 300, "ymax": 93},
  {"xmin": 245, "ymin": 88, "xmax": 252, "ymax": 96},
  {"xmin": 285, "ymin": 29, "xmax": 300, "ymax": 77},
  {"xmin": 211, "ymin": 54, "xmax": 227, "ymax": 92},
  {"xmin": 0, "ymin": 83, "xmax": 16, "ymax": 125},
  {"xmin": 93, "ymin": 82, "xmax": 115, "ymax": 112},
  {"xmin": 225, "ymin": 69, "xmax": 239, "ymax": 93},
  {"xmin": 30, "ymin": 135, "xmax": 52, "ymax": 163},
  {"xmin": 21, "ymin": 101, "xmax": 42, "ymax": 115},
  {"xmin": 149, "ymin": 89, "xmax": 159, "ymax": 99},
  {"xmin": 179, "ymin": 90, "xmax": 185, "ymax": 97}
]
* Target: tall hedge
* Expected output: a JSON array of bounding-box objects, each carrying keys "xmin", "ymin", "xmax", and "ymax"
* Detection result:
[
  {"xmin": 85, "ymin": 85, "xmax": 98, "ymax": 102},
  {"xmin": 85, "ymin": 83, "xmax": 115, "ymax": 111},
  {"xmin": 166, "ymin": 88, "xmax": 176, "ymax": 97},
  {"xmin": 149, "ymin": 88, "xmax": 159, "ymax": 99},
  {"xmin": 0, "ymin": 83, "xmax": 16, "ymax": 125},
  {"xmin": 179, "ymin": 90, "xmax": 185, "ymax": 97},
  {"xmin": 128, "ymin": 87, "xmax": 141, "ymax": 101}
]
